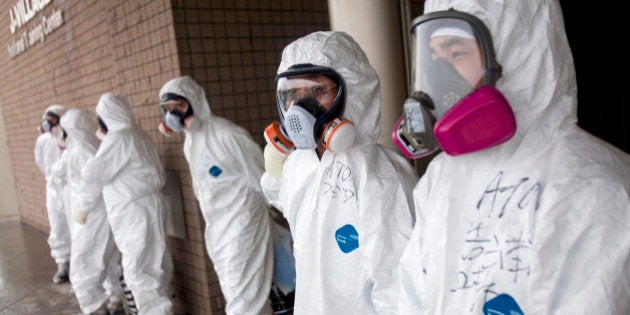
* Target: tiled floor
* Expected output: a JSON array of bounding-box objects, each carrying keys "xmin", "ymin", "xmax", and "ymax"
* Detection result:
[
  {"xmin": 0, "ymin": 217, "xmax": 294, "ymax": 315},
  {"xmin": 0, "ymin": 217, "xmax": 82, "ymax": 315}
]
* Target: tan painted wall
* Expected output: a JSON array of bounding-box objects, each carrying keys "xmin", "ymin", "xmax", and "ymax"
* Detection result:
[
  {"xmin": 0, "ymin": 100, "xmax": 18, "ymax": 218},
  {"xmin": 328, "ymin": 0, "xmax": 408, "ymax": 153}
]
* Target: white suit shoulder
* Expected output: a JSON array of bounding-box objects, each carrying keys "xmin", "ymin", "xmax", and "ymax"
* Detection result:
[{"xmin": 347, "ymin": 143, "xmax": 418, "ymax": 184}]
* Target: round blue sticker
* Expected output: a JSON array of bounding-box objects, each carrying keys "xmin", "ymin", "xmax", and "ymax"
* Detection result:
[
  {"xmin": 335, "ymin": 224, "xmax": 359, "ymax": 253},
  {"xmin": 483, "ymin": 293, "xmax": 523, "ymax": 315},
  {"xmin": 209, "ymin": 165, "xmax": 222, "ymax": 177}
]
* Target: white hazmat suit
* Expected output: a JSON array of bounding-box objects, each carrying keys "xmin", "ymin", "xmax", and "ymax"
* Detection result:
[
  {"xmin": 34, "ymin": 104, "xmax": 72, "ymax": 281},
  {"xmin": 52, "ymin": 108, "xmax": 124, "ymax": 314},
  {"xmin": 159, "ymin": 76, "xmax": 273, "ymax": 315},
  {"xmin": 261, "ymin": 31, "xmax": 419, "ymax": 314},
  {"xmin": 398, "ymin": 1, "xmax": 630, "ymax": 314},
  {"xmin": 77, "ymin": 93, "xmax": 173, "ymax": 315}
]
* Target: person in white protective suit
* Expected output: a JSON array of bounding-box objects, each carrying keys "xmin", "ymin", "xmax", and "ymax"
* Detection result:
[
  {"xmin": 396, "ymin": 1, "xmax": 630, "ymax": 314},
  {"xmin": 260, "ymin": 31, "xmax": 419, "ymax": 314},
  {"xmin": 157, "ymin": 75, "xmax": 294, "ymax": 315},
  {"xmin": 75, "ymin": 93, "xmax": 174, "ymax": 315},
  {"xmin": 34, "ymin": 104, "xmax": 72, "ymax": 284},
  {"xmin": 51, "ymin": 108, "xmax": 125, "ymax": 315}
]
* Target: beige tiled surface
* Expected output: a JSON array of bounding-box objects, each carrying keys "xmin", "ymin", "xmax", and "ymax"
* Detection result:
[{"xmin": 0, "ymin": 217, "xmax": 81, "ymax": 315}]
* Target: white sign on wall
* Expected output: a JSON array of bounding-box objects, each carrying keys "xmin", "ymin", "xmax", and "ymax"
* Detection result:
[{"xmin": 6, "ymin": 0, "xmax": 64, "ymax": 59}]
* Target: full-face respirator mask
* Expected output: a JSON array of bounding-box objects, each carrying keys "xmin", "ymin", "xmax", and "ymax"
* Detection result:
[
  {"xmin": 264, "ymin": 65, "xmax": 356, "ymax": 155},
  {"xmin": 158, "ymin": 93, "xmax": 197, "ymax": 136},
  {"xmin": 41, "ymin": 120, "xmax": 53, "ymax": 133},
  {"xmin": 40, "ymin": 112, "xmax": 67, "ymax": 148},
  {"xmin": 41, "ymin": 112, "xmax": 60, "ymax": 133},
  {"xmin": 393, "ymin": 9, "xmax": 516, "ymax": 158}
]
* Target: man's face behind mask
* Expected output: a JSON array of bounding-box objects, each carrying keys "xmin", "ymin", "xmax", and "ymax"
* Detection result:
[
  {"xmin": 425, "ymin": 58, "xmax": 476, "ymax": 118},
  {"xmin": 277, "ymin": 74, "xmax": 340, "ymax": 114},
  {"xmin": 429, "ymin": 32, "xmax": 484, "ymax": 88},
  {"xmin": 160, "ymin": 97, "xmax": 194, "ymax": 133},
  {"xmin": 277, "ymin": 73, "xmax": 339, "ymax": 150},
  {"xmin": 414, "ymin": 19, "xmax": 485, "ymax": 119},
  {"xmin": 394, "ymin": 10, "xmax": 514, "ymax": 156}
]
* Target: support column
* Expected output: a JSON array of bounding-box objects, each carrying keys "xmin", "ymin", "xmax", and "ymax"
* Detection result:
[{"xmin": 328, "ymin": 0, "xmax": 407, "ymax": 152}]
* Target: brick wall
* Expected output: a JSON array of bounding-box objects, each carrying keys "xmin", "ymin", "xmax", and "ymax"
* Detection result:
[
  {"xmin": 0, "ymin": 0, "xmax": 328, "ymax": 314},
  {"xmin": 167, "ymin": 1, "xmax": 329, "ymax": 313}
]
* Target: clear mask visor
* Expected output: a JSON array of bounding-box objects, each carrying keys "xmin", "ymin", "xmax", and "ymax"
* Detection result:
[
  {"xmin": 411, "ymin": 18, "xmax": 487, "ymax": 118},
  {"xmin": 276, "ymin": 75, "xmax": 341, "ymax": 116}
]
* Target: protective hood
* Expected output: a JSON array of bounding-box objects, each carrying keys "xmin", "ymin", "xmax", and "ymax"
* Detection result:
[
  {"xmin": 95, "ymin": 93, "xmax": 136, "ymax": 132},
  {"xmin": 42, "ymin": 104, "xmax": 66, "ymax": 119},
  {"xmin": 277, "ymin": 31, "xmax": 381, "ymax": 146},
  {"xmin": 59, "ymin": 108, "xmax": 100, "ymax": 153},
  {"xmin": 398, "ymin": 2, "xmax": 630, "ymax": 314},
  {"xmin": 424, "ymin": 0, "xmax": 577, "ymax": 156},
  {"xmin": 159, "ymin": 76, "xmax": 211, "ymax": 121}
]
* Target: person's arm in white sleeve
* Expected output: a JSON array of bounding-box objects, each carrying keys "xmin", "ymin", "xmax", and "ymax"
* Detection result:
[
  {"xmin": 358, "ymin": 162, "xmax": 417, "ymax": 314},
  {"xmin": 398, "ymin": 178, "xmax": 429, "ymax": 314},
  {"xmin": 34, "ymin": 135, "xmax": 47, "ymax": 174},
  {"xmin": 230, "ymin": 130, "xmax": 266, "ymax": 196},
  {"xmin": 77, "ymin": 136, "xmax": 129, "ymax": 213},
  {"xmin": 532, "ymin": 179, "xmax": 630, "ymax": 314},
  {"xmin": 260, "ymin": 147, "xmax": 285, "ymax": 212},
  {"xmin": 49, "ymin": 151, "xmax": 68, "ymax": 187}
]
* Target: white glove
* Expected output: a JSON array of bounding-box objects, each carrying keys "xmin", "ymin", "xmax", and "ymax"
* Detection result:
[
  {"xmin": 264, "ymin": 143, "xmax": 288, "ymax": 178},
  {"xmin": 74, "ymin": 209, "xmax": 89, "ymax": 225}
]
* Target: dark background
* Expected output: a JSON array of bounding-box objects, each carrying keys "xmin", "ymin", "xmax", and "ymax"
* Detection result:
[{"xmin": 560, "ymin": 1, "xmax": 629, "ymax": 153}]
